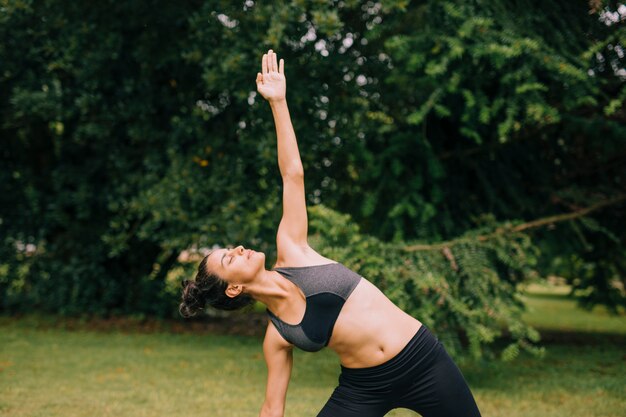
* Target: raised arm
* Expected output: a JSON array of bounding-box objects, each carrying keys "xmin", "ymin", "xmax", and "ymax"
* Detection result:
[{"xmin": 256, "ymin": 50, "xmax": 308, "ymax": 253}]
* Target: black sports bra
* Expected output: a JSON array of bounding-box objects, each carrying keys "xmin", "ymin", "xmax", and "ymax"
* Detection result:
[{"xmin": 266, "ymin": 262, "xmax": 363, "ymax": 352}]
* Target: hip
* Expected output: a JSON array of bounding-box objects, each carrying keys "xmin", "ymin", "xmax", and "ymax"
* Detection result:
[{"xmin": 338, "ymin": 324, "xmax": 442, "ymax": 390}]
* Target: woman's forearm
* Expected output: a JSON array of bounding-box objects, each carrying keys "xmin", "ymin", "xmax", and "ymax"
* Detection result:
[{"xmin": 270, "ymin": 99, "xmax": 304, "ymax": 177}]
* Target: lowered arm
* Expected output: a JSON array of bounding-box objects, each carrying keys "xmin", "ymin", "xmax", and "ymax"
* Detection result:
[{"xmin": 258, "ymin": 321, "xmax": 294, "ymax": 417}]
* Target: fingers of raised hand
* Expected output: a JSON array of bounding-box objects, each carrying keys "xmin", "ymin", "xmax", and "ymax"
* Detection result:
[
  {"xmin": 256, "ymin": 72, "xmax": 263, "ymax": 85},
  {"xmin": 262, "ymin": 49, "xmax": 284, "ymax": 75},
  {"xmin": 266, "ymin": 50, "xmax": 275, "ymax": 72}
]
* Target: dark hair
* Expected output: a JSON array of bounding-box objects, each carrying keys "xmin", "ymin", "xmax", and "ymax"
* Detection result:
[{"xmin": 179, "ymin": 252, "xmax": 255, "ymax": 318}]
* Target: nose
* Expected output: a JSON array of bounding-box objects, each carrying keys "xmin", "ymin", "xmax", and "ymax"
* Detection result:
[{"xmin": 230, "ymin": 245, "xmax": 245, "ymax": 255}]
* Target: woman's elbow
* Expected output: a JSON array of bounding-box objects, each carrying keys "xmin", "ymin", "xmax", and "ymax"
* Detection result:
[{"xmin": 283, "ymin": 163, "xmax": 304, "ymax": 178}]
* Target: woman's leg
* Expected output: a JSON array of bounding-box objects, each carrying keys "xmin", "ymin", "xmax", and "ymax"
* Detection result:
[
  {"xmin": 316, "ymin": 384, "xmax": 391, "ymax": 417},
  {"xmin": 393, "ymin": 341, "xmax": 482, "ymax": 417}
]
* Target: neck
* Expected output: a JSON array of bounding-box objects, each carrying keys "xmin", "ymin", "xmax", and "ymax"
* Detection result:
[{"xmin": 243, "ymin": 269, "xmax": 293, "ymax": 312}]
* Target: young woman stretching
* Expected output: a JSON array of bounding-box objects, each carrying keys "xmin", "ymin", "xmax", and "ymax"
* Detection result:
[{"xmin": 180, "ymin": 49, "xmax": 482, "ymax": 417}]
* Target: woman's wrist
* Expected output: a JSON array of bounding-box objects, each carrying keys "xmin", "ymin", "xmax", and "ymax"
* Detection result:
[
  {"xmin": 269, "ymin": 97, "xmax": 287, "ymax": 107},
  {"xmin": 259, "ymin": 401, "xmax": 284, "ymax": 417}
]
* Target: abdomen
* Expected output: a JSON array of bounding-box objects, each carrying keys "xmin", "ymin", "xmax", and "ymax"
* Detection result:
[{"xmin": 328, "ymin": 277, "xmax": 423, "ymax": 368}]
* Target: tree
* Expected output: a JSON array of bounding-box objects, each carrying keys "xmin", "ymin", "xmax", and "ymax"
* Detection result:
[{"xmin": 1, "ymin": 0, "xmax": 624, "ymax": 359}]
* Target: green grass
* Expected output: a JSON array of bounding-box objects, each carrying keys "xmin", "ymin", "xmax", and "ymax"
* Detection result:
[
  {"xmin": 520, "ymin": 283, "xmax": 626, "ymax": 335},
  {"xmin": 1, "ymin": 285, "xmax": 625, "ymax": 417}
]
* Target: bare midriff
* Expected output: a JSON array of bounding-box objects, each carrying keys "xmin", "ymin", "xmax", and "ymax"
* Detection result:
[{"xmin": 327, "ymin": 278, "xmax": 423, "ymax": 369}]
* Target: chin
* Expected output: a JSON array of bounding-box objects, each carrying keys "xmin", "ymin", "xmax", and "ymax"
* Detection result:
[{"xmin": 247, "ymin": 248, "xmax": 264, "ymax": 261}]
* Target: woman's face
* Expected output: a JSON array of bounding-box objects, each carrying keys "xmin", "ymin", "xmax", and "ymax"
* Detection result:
[{"xmin": 205, "ymin": 245, "xmax": 266, "ymax": 287}]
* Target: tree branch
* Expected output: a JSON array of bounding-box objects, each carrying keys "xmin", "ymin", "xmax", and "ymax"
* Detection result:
[{"xmin": 404, "ymin": 194, "xmax": 626, "ymax": 252}]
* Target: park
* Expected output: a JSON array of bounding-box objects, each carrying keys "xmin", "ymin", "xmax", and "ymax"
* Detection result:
[{"xmin": 1, "ymin": 1, "xmax": 625, "ymax": 416}]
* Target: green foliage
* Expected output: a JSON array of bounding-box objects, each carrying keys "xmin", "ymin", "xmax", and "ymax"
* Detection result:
[
  {"xmin": 1, "ymin": 0, "xmax": 624, "ymax": 361},
  {"xmin": 308, "ymin": 204, "xmax": 543, "ymax": 360}
]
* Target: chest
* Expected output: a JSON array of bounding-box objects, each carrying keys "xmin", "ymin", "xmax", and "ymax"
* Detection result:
[{"xmin": 266, "ymin": 263, "xmax": 363, "ymax": 351}]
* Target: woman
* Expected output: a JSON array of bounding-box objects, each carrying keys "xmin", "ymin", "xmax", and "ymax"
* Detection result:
[{"xmin": 180, "ymin": 49, "xmax": 482, "ymax": 417}]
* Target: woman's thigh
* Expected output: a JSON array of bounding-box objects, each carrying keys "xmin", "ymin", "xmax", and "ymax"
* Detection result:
[
  {"xmin": 393, "ymin": 343, "xmax": 482, "ymax": 417},
  {"xmin": 316, "ymin": 385, "xmax": 392, "ymax": 417}
]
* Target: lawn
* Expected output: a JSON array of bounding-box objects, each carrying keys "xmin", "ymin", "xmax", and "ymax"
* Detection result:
[{"xmin": 1, "ymin": 284, "xmax": 624, "ymax": 417}]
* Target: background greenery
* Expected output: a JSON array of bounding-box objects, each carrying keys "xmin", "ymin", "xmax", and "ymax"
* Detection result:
[{"xmin": 1, "ymin": 0, "xmax": 625, "ymax": 360}]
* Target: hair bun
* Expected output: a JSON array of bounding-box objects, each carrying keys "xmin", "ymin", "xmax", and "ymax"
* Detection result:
[
  {"xmin": 179, "ymin": 279, "xmax": 204, "ymax": 318},
  {"xmin": 179, "ymin": 303, "xmax": 193, "ymax": 318}
]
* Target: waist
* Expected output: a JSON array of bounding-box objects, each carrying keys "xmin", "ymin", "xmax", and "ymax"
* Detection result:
[
  {"xmin": 339, "ymin": 324, "xmax": 441, "ymax": 384},
  {"xmin": 330, "ymin": 292, "xmax": 423, "ymax": 367}
]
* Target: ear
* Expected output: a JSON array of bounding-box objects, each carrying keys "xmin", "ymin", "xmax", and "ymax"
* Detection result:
[{"xmin": 225, "ymin": 284, "xmax": 243, "ymax": 298}]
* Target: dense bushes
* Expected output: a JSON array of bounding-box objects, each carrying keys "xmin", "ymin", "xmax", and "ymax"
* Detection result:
[
  {"xmin": 1, "ymin": 0, "xmax": 624, "ymax": 358},
  {"xmin": 308, "ymin": 204, "xmax": 542, "ymax": 360}
]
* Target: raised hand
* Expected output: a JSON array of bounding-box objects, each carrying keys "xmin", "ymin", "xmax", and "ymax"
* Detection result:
[{"xmin": 256, "ymin": 49, "xmax": 286, "ymax": 103}]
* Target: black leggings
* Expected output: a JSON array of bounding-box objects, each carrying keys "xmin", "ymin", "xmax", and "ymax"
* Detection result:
[{"xmin": 317, "ymin": 325, "xmax": 482, "ymax": 417}]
